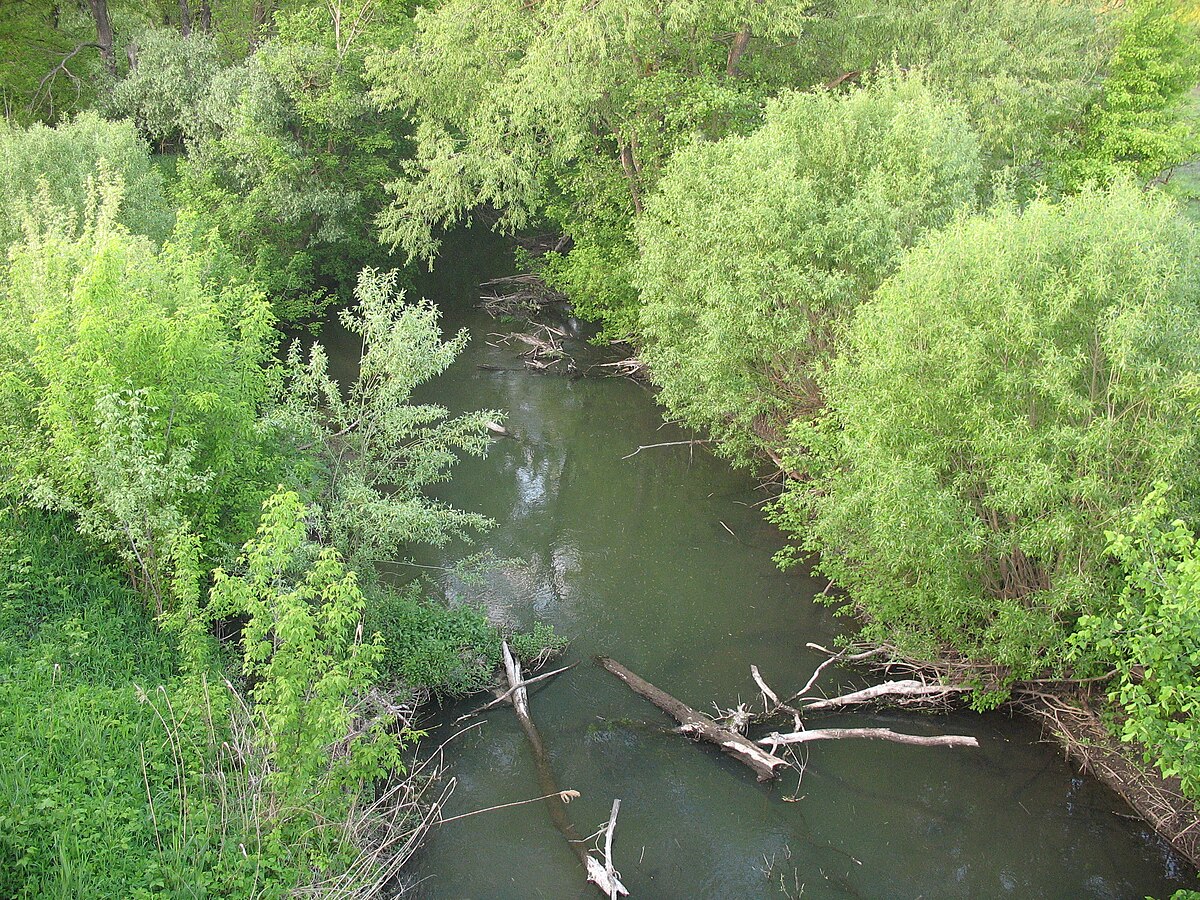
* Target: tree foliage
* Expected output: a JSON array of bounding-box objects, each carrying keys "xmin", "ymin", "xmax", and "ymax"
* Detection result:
[
  {"xmin": 178, "ymin": 2, "xmax": 410, "ymax": 318},
  {"xmin": 1073, "ymin": 483, "xmax": 1200, "ymax": 802},
  {"xmin": 274, "ymin": 267, "xmax": 497, "ymax": 570},
  {"xmin": 772, "ymin": 183, "xmax": 1200, "ymax": 688},
  {"xmin": 799, "ymin": 0, "xmax": 1107, "ymax": 183},
  {"xmin": 209, "ymin": 488, "xmax": 404, "ymax": 805},
  {"xmin": 107, "ymin": 27, "xmax": 224, "ymax": 148},
  {"xmin": 0, "ymin": 111, "xmax": 172, "ymax": 252},
  {"xmin": 1055, "ymin": 0, "xmax": 1200, "ymax": 189},
  {"xmin": 0, "ymin": 179, "xmax": 277, "ymax": 608},
  {"xmin": 635, "ymin": 72, "xmax": 982, "ymax": 461},
  {"xmin": 369, "ymin": 0, "xmax": 811, "ymax": 332}
]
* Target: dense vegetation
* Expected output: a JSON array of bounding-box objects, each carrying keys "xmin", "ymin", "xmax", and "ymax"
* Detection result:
[{"xmin": 2, "ymin": 0, "xmax": 1200, "ymax": 892}]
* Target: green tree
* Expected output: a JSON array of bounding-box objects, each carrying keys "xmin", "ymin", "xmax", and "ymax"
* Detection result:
[
  {"xmin": 635, "ymin": 72, "xmax": 982, "ymax": 462},
  {"xmin": 1055, "ymin": 0, "xmax": 1200, "ymax": 189},
  {"xmin": 106, "ymin": 27, "xmax": 225, "ymax": 149},
  {"xmin": 1072, "ymin": 483, "xmax": 1200, "ymax": 803},
  {"xmin": 772, "ymin": 182, "xmax": 1200, "ymax": 689},
  {"xmin": 209, "ymin": 488, "xmax": 404, "ymax": 811},
  {"xmin": 0, "ymin": 179, "xmax": 277, "ymax": 609},
  {"xmin": 368, "ymin": 0, "xmax": 811, "ymax": 334},
  {"xmin": 799, "ymin": 0, "xmax": 1107, "ymax": 185},
  {"xmin": 178, "ymin": 1, "xmax": 411, "ymax": 318},
  {"xmin": 0, "ymin": 112, "xmax": 172, "ymax": 252},
  {"xmin": 273, "ymin": 267, "xmax": 498, "ymax": 571}
]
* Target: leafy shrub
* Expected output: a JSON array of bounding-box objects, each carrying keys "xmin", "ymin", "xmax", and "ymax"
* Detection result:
[
  {"xmin": 635, "ymin": 71, "xmax": 982, "ymax": 462},
  {"xmin": 107, "ymin": 28, "xmax": 225, "ymax": 149},
  {"xmin": 0, "ymin": 112, "xmax": 172, "ymax": 252},
  {"xmin": 1073, "ymin": 484, "xmax": 1200, "ymax": 802},
  {"xmin": 773, "ymin": 182, "xmax": 1200, "ymax": 686}
]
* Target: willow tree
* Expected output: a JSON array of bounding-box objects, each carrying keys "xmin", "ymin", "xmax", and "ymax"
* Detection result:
[
  {"xmin": 634, "ymin": 72, "xmax": 982, "ymax": 462},
  {"xmin": 367, "ymin": 0, "xmax": 811, "ymax": 334},
  {"xmin": 772, "ymin": 182, "xmax": 1200, "ymax": 691},
  {"xmin": 799, "ymin": 0, "xmax": 1107, "ymax": 185},
  {"xmin": 0, "ymin": 112, "xmax": 172, "ymax": 253}
]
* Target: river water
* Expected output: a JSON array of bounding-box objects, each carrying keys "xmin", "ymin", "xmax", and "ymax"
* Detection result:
[{"xmin": 323, "ymin": 231, "xmax": 1196, "ymax": 898}]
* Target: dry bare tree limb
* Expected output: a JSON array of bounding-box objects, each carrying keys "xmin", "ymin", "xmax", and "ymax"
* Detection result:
[
  {"xmin": 597, "ymin": 656, "xmax": 790, "ymax": 781},
  {"xmin": 757, "ymin": 728, "xmax": 979, "ymax": 750},
  {"xmin": 584, "ymin": 798, "xmax": 626, "ymax": 900},
  {"xmin": 453, "ymin": 662, "xmax": 576, "ymax": 723},
  {"xmin": 501, "ymin": 643, "xmax": 628, "ymax": 896},
  {"xmin": 621, "ymin": 440, "xmax": 709, "ymax": 460},
  {"xmin": 800, "ymin": 680, "xmax": 969, "ymax": 711}
]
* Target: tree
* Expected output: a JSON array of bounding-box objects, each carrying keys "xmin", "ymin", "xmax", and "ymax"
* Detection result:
[
  {"xmin": 1055, "ymin": 0, "xmax": 1200, "ymax": 189},
  {"xmin": 634, "ymin": 72, "xmax": 982, "ymax": 462},
  {"xmin": 272, "ymin": 267, "xmax": 498, "ymax": 571},
  {"xmin": 178, "ymin": 1, "xmax": 411, "ymax": 317},
  {"xmin": 208, "ymin": 488, "xmax": 403, "ymax": 807},
  {"xmin": 106, "ymin": 26, "xmax": 224, "ymax": 149},
  {"xmin": 772, "ymin": 182, "xmax": 1200, "ymax": 688},
  {"xmin": 368, "ymin": 0, "xmax": 811, "ymax": 333},
  {"xmin": 0, "ymin": 179, "xmax": 277, "ymax": 610},
  {"xmin": 0, "ymin": 111, "xmax": 172, "ymax": 253},
  {"xmin": 799, "ymin": 0, "xmax": 1107, "ymax": 186}
]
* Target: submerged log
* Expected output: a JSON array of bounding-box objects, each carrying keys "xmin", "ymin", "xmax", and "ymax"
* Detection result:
[
  {"xmin": 502, "ymin": 644, "xmax": 628, "ymax": 897},
  {"xmin": 597, "ymin": 656, "xmax": 790, "ymax": 781}
]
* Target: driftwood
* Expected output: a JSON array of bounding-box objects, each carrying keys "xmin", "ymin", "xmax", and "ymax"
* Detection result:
[
  {"xmin": 479, "ymin": 273, "xmax": 565, "ymax": 318},
  {"xmin": 585, "ymin": 798, "xmax": 623, "ymax": 900},
  {"xmin": 597, "ymin": 656, "xmax": 790, "ymax": 782},
  {"xmin": 502, "ymin": 644, "xmax": 628, "ymax": 897},
  {"xmin": 757, "ymin": 728, "xmax": 978, "ymax": 750},
  {"xmin": 801, "ymin": 679, "xmax": 969, "ymax": 712}
]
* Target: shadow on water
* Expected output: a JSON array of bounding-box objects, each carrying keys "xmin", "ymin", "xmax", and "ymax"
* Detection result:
[{"xmin": 321, "ymin": 230, "xmax": 1196, "ymax": 898}]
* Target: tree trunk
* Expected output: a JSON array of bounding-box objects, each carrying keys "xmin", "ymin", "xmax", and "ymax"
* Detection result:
[
  {"xmin": 597, "ymin": 656, "xmax": 790, "ymax": 781},
  {"xmin": 198, "ymin": 0, "xmax": 212, "ymax": 33},
  {"xmin": 757, "ymin": 728, "xmax": 979, "ymax": 750},
  {"xmin": 87, "ymin": 0, "xmax": 116, "ymax": 77},
  {"xmin": 249, "ymin": 0, "xmax": 273, "ymax": 50},
  {"xmin": 179, "ymin": 0, "xmax": 192, "ymax": 37},
  {"xmin": 618, "ymin": 143, "xmax": 643, "ymax": 214},
  {"xmin": 726, "ymin": 25, "xmax": 751, "ymax": 77}
]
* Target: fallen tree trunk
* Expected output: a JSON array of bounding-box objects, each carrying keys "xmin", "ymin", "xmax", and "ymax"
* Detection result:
[
  {"xmin": 597, "ymin": 656, "xmax": 790, "ymax": 782},
  {"xmin": 757, "ymin": 727, "xmax": 979, "ymax": 750},
  {"xmin": 503, "ymin": 644, "xmax": 628, "ymax": 897}
]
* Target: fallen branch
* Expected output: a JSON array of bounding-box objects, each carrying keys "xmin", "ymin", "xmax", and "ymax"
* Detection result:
[
  {"xmin": 453, "ymin": 662, "xmax": 576, "ymax": 723},
  {"xmin": 620, "ymin": 440, "xmax": 709, "ymax": 461},
  {"xmin": 584, "ymin": 798, "xmax": 623, "ymax": 900},
  {"xmin": 503, "ymin": 644, "xmax": 628, "ymax": 896},
  {"xmin": 757, "ymin": 728, "xmax": 978, "ymax": 750},
  {"xmin": 597, "ymin": 656, "xmax": 789, "ymax": 781},
  {"xmin": 801, "ymin": 679, "xmax": 968, "ymax": 711}
]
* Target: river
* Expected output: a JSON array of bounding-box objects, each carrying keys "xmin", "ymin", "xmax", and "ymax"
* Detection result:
[{"xmin": 321, "ymin": 230, "xmax": 1196, "ymax": 898}]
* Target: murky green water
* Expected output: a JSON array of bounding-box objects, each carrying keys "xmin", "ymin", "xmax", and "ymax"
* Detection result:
[{"xmin": 323, "ymin": 231, "xmax": 1196, "ymax": 898}]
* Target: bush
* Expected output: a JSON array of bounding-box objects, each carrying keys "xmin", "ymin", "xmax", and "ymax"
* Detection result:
[
  {"xmin": 0, "ymin": 112, "xmax": 172, "ymax": 253},
  {"xmin": 635, "ymin": 72, "xmax": 981, "ymax": 462},
  {"xmin": 773, "ymin": 182, "xmax": 1200, "ymax": 687},
  {"xmin": 1072, "ymin": 484, "xmax": 1200, "ymax": 803}
]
